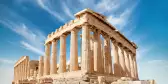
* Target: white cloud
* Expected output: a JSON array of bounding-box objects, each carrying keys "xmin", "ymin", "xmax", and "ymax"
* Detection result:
[
  {"xmin": 136, "ymin": 46, "xmax": 153, "ymax": 60},
  {"xmin": 96, "ymin": 0, "xmax": 120, "ymax": 13},
  {"xmin": 62, "ymin": 2, "xmax": 74, "ymax": 19},
  {"xmin": 0, "ymin": 18, "xmax": 45, "ymax": 56},
  {"xmin": 36, "ymin": 0, "xmax": 65, "ymax": 22},
  {"xmin": 107, "ymin": 8, "xmax": 131, "ymax": 30},
  {"xmin": 20, "ymin": 41, "xmax": 44, "ymax": 55}
]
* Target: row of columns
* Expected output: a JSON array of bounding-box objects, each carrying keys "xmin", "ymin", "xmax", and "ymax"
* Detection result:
[
  {"xmin": 112, "ymin": 40, "xmax": 138, "ymax": 78},
  {"xmin": 14, "ymin": 58, "xmax": 29, "ymax": 82},
  {"xmin": 41, "ymin": 28, "xmax": 79, "ymax": 77},
  {"xmin": 41, "ymin": 23, "xmax": 138, "ymax": 79}
]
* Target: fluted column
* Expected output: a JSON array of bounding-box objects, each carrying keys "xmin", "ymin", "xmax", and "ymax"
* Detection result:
[
  {"xmin": 129, "ymin": 52, "xmax": 134, "ymax": 78},
  {"xmin": 90, "ymin": 34, "xmax": 94, "ymax": 73},
  {"xmin": 18, "ymin": 65, "xmax": 20, "ymax": 80},
  {"xmin": 111, "ymin": 39, "xmax": 121, "ymax": 76},
  {"xmin": 16, "ymin": 67, "xmax": 18, "ymax": 80},
  {"xmin": 101, "ymin": 39, "xmax": 104, "ymax": 73},
  {"xmin": 118, "ymin": 44, "xmax": 126, "ymax": 76},
  {"xmin": 59, "ymin": 34, "xmax": 66, "ymax": 73},
  {"xmin": 70, "ymin": 29, "xmax": 78, "ymax": 71},
  {"xmin": 38, "ymin": 56, "xmax": 44, "ymax": 77},
  {"xmin": 23, "ymin": 61, "xmax": 25, "ymax": 80},
  {"xmin": 20, "ymin": 62, "xmax": 23, "ymax": 80},
  {"xmin": 104, "ymin": 36, "xmax": 112, "ymax": 74},
  {"xmin": 44, "ymin": 43, "xmax": 51, "ymax": 75},
  {"xmin": 93, "ymin": 30, "xmax": 101, "ymax": 73},
  {"xmin": 25, "ymin": 59, "xmax": 27, "ymax": 79},
  {"xmin": 133, "ymin": 55, "xmax": 138, "ymax": 79},
  {"xmin": 51, "ymin": 40, "xmax": 57, "ymax": 74},
  {"xmin": 27, "ymin": 60, "xmax": 30, "ymax": 78},
  {"xmin": 81, "ymin": 23, "xmax": 91, "ymax": 73},
  {"xmin": 30, "ymin": 69, "xmax": 34, "ymax": 77},
  {"xmin": 124, "ymin": 49, "xmax": 131, "ymax": 77}
]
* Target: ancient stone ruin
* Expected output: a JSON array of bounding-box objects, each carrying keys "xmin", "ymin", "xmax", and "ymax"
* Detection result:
[{"xmin": 13, "ymin": 9, "xmax": 155, "ymax": 84}]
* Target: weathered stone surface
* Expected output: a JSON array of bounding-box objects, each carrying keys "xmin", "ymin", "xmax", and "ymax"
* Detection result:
[{"xmin": 13, "ymin": 9, "xmax": 154, "ymax": 84}]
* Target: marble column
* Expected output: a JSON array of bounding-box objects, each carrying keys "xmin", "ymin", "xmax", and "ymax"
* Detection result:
[
  {"xmin": 51, "ymin": 40, "xmax": 57, "ymax": 74},
  {"xmin": 25, "ymin": 60, "xmax": 27, "ymax": 79},
  {"xmin": 23, "ymin": 61, "xmax": 25, "ymax": 80},
  {"xmin": 124, "ymin": 49, "xmax": 131, "ymax": 77},
  {"xmin": 129, "ymin": 52, "xmax": 134, "ymax": 78},
  {"xmin": 90, "ymin": 34, "xmax": 94, "ymax": 73},
  {"xmin": 27, "ymin": 60, "xmax": 30, "ymax": 78},
  {"xmin": 118, "ymin": 44, "xmax": 126, "ymax": 76},
  {"xmin": 101, "ymin": 39, "xmax": 104, "ymax": 73},
  {"xmin": 93, "ymin": 30, "xmax": 101, "ymax": 73},
  {"xmin": 111, "ymin": 39, "xmax": 121, "ymax": 76},
  {"xmin": 44, "ymin": 43, "xmax": 51, "ymax": 75},
  {"xmin": 59, "ymin": 34, "xmax": 66, "ymax": 73},
  {"xmin": 104, "ymin": 36, "xmax": 112, "ymax": 74},
  {"xmin": 30, "ymin": 69, "xmax": 34, "ymax": 77},
  {"xmin": 38, "ymin": 56, "xmax": 44, "ymax": 77},
  {"xmin": 70, "ymin": 29, "xmax": 78, "ymax": 71},
  {"xmin": 25, "ymin": 59, "xmax": 27, "ymax": 79},
  {"xmin": 81, "ymin": 23, "xmax": 91, "ymax": 73},
  {"xmin": 16, "ymin": 66, "xmax": 18, "ymax": 80},
  {"xmin": 18, "ymin": 65, "xmax": 20, "ymax": 80},
  {"xmin": 133, "ymin": 55, "xmax": 138, "ymax": 79},
  {"xmin": 20, "ymin": 62, "xmax": 23, "ymax": 80},
  {"xmin": 34, "ymin": 70, "xmax": 37, "ymax": 77},
  {"xmin": 16, "ymin": 66, "xmax": 18, "ymax": 81}
]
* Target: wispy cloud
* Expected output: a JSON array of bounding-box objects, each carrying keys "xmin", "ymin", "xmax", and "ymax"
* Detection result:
[
  {"xmin": 36, "ymin": 0, "xmax": 65, "ymax": 22},
  {"xmin": 21, "ymin": 41, "xmax": 44, "ymax": 55},
  {"xmin": 96, "ymin": 0, "xmax": 121, "ymax": 13},
  {"xmin": 0, "ymin": 5, "xmax": 45, "ymax": 56},
  {"xmin": 62, "ymin": 2, "xmax": 74, "ymax": 19}
]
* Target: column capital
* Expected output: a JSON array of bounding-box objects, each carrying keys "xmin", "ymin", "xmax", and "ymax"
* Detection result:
[
  {"xmin": 71, "ymin": 27, "xmax": 78, "ymax": 32},
  {"xmin": 82, "ymin": 22, "xmax": 90, "ymax": 26},
  {"xmin": 52, "ymin": 39, "xmax": 57, "ymax": 42},
  {"xmin": 60, "ymin": 34, "xmax": 67, "ymax": 37},
  {"xmin": 45, "ymin": 42, "xmax": 51, "ymax": 46}
]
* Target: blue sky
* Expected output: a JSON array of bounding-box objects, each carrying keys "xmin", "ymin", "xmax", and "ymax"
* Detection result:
[{"xmin": 0, "ymin": 0, "xmax": 168, "ymax": 84}]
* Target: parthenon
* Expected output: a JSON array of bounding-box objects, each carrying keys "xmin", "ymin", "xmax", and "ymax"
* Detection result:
[{"xmin": 13, "ymin": 9, "xmax": 155, "ymax": 84}]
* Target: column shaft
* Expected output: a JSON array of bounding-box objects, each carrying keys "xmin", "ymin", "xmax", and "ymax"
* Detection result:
[
  {"xmin": 81, "ymin": 24, "xmax": 91, "ymax": 73},
  {"xmin": 38, "ymin": 56, "xmax": 44, "ymax": 77},
  {"xmin": 133, "ymin": 55, "xmax": 138, "ymax": 79},
  {"xmin": 21, "ymin": 62, "xmax": 23, "ymax": 80},
  {"xmin": 59, "ymin": 35, "xmax": 66, "ymax": 73},
  {"xmin": 101, "ymin": 39, "xmax": 104, "ymax": 73},
  {"xmin": 104, "ymin": 36, "xmax": 112, "ymax": 74},
  {"xmin": 124, "ymin": 50, "xmax": 131, "ymax": 77},
  {"xmin": 93, "ymin": 30, "xmax": 101, "ymax": 73},
  {"xmin": 129, "ymin": 53, "xmax": 134, "ymax": 78},
  {"xmin": 44, "ymin": 43, "xmax": 51, "ymax": 75},
  {"xmin": 90, "ymin": 35, "xmax": 94, "ymax": 73},
  {"xmin": 51, "ymin": 40, "xmax": 57, "ymax": 74},
  {"xmin": 27, "ymin": 60, "xmax": 30, "ymax": 78},
  {"xmin": 70, "ymin": 29, "xmax": 78, "ymax": 71},
  {"xmin": 118, "ymin": 45, "xmax": 126, "ymax": 76},
  {"xmin": 111, "ymin": 40, "xmax": 121, "ymax": 76}
]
